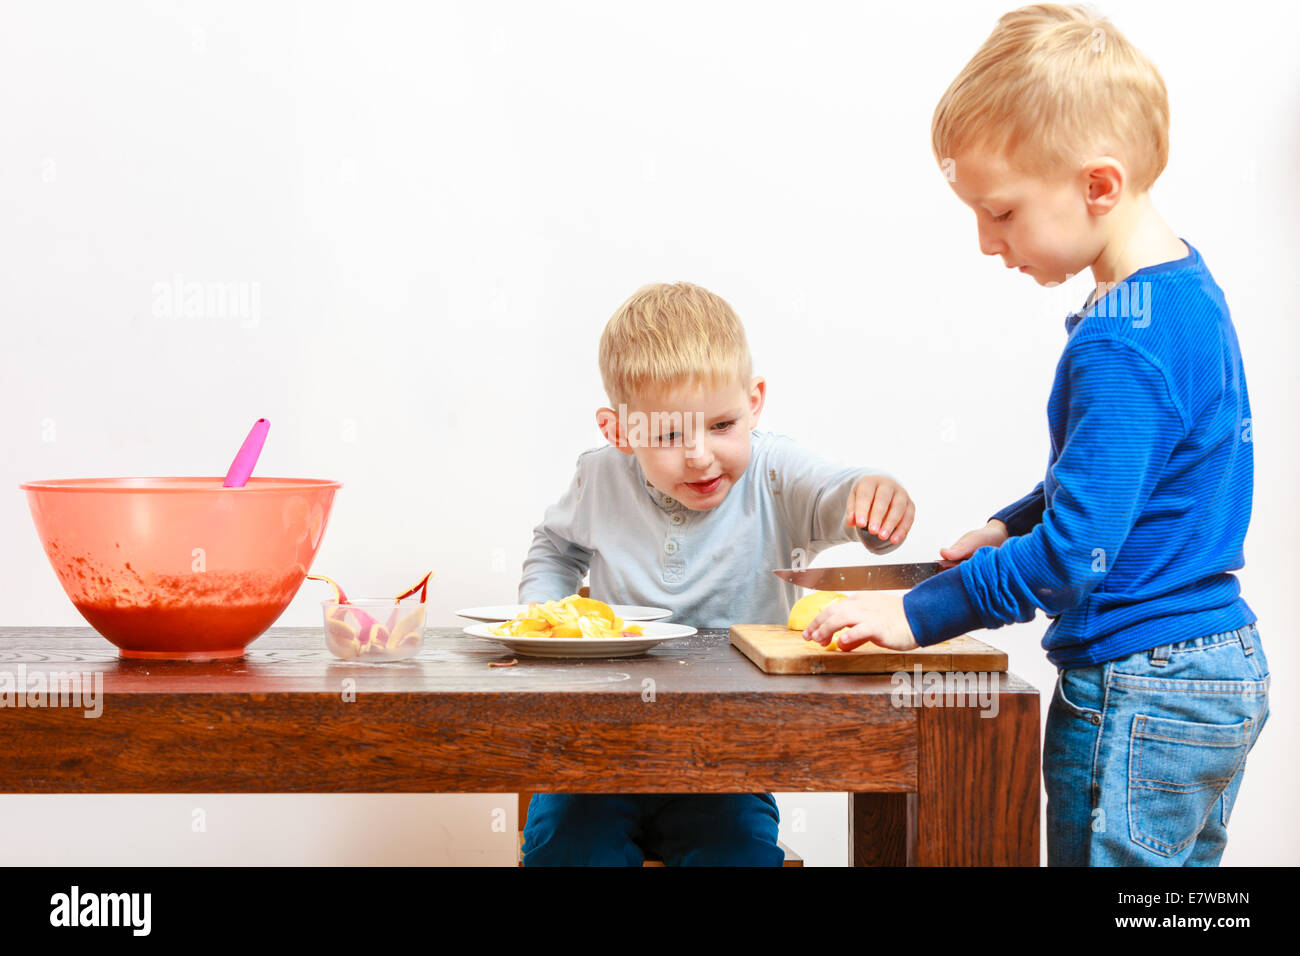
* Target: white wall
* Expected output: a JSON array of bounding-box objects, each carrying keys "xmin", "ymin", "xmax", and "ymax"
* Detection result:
[{"xmin": 2, "ymin": 0, "xmax": 1296, "ymax": 866}]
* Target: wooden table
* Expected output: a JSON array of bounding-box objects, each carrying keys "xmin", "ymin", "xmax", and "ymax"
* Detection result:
[{"xmin": 0, "ymin": 626, "xmax": 1040, "ymax": 866}]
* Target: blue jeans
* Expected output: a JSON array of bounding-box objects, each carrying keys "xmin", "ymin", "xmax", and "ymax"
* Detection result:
[
  {"xmin": 1044, "ymin": 623, "xmax": 1269, "ymax": 866},
  {"xmin": 521, "ymin": 793, "xmax": 784, "ymax": 866}
]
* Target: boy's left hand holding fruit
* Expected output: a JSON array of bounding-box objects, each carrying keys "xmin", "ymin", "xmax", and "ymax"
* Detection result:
[{"xmin": 803, "ymin": 592, "xmax": 918, "ymax": 651}]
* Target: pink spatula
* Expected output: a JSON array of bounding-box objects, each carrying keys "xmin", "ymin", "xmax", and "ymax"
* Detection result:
[{"xmin": 223, "ymin": 418, "xmax": 270, "ymax": 488}]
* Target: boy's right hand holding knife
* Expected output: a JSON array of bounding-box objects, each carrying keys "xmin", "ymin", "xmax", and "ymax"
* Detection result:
[{"xmin": 939, "ymin": 519, "xmax": 1009, "ymax": 562}]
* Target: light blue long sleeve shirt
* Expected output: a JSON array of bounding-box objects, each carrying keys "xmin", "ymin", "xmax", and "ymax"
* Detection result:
[{"xmin": 519, "ymin": 430, "xmax": 880, "ymax": 628}]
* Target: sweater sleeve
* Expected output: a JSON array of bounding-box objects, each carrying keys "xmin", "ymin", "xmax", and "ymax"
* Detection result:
[
  {"xmin": 992, "ymin": 482, "xmax": 1046, "ymax": 537},
  {"xmin": 517, "ymin": 454, "xmax": 594, "ymax": 603},
  {"xmin": 904, "ymin": 339, "xmax": 1186, "ymax": 645},
  {"xmin": 765, "ymin": 434, "xmax": 885, "ymax": 555}
]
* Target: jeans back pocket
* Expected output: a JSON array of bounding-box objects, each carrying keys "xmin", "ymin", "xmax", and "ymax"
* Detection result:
[{"xmin": 1128, "ymin": 712, "xmax": 1253, "ymax": 857}]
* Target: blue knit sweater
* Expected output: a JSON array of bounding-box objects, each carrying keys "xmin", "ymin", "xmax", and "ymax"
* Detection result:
[{"xmin": 904, "ymin": 242, "xmax": 1256, "ymax": 668}]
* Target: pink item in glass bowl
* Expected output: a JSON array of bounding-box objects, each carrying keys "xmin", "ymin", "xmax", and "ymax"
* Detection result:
[
  {"xmin": 306, "ymin": 571, "xmax": 433, "ymax": 662},
  {"xmin": 21, "ymin": 477, "xmax": 342, "ymax": 660}
]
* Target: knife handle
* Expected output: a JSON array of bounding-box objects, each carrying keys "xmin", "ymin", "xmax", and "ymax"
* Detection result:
[{"xmin": 858, "ymin": 525, "xmax": 901, "ymax": 556}]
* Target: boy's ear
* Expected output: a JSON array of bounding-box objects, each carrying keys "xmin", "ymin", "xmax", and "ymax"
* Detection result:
[
  {"xmin": 746, "ymin": 376, "xmax": 767, "ymax": 426},
  {"xmin": 596, "ymin": 407, "xmax": 635, "ymax": 455},
  {"xmin": 1082, "ymin": 157, "xmax": 1125, "ymax": 216}
]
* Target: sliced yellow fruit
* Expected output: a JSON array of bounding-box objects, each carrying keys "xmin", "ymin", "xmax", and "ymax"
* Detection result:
[
  {"xmin": 492, "ymin": 596, "xmax": 641, "ymax": 640},
  {"xmin": 568, "ymin": 595, "xmax": 617, "ymax": 626},
  {"xmin": 494, "ymin": 617, "xmax": 550, "ymax": 637}
]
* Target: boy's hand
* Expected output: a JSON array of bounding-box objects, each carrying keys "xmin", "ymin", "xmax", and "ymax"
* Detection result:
[
  {"xmin": 803, "ymin": 593, "xmax": 918, "ymax": 651},
  {"xmin": 845, "ymin": 476, "xmax": 915, "ymax": 547},
  {"xmin": 939, "ymin": 519, "xmax": 1009, "ymax": 561}
]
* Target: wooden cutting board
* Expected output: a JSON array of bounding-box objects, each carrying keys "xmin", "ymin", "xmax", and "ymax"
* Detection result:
[{"xmin": 729, "ymin": 625, "xmax": 1007, "ymax": 675}]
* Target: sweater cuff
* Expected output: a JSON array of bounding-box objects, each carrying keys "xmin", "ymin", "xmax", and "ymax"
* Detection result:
[
  {"xmin": 991, "ymin": 487, "xmax": 1046, "ymax": 538},
  {"xmin": 903, "ymin": 566, "xmax": 985, "ymax": 646}
]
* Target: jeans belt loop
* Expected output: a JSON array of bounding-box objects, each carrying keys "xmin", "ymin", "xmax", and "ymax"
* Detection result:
[
  {"xmin": 1239, "ymin": 624, "xmax": 1256, "ymax": 656},
  {"xmin": 1149, "ymin": 643, "xmax": 1171, "ymax": 666}
]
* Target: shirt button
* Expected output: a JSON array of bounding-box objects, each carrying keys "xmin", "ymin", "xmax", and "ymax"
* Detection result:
[
  {"xmin": 670, "ymin": 513, "xmax": 684, "ymax": 526},
  {"xmin": 664, "ymin": 539, "xmax": 679, "ymax": 555},
  {"xmin": 663, "ymin": 497, "xmax": 676, "ymax": 507}
]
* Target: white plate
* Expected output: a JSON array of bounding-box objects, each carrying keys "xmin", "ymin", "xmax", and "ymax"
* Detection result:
[
  {"xmin": 461, "ymin": 621, "xmax": 696, "ymax": 658},
  {"xmin": 455, "ymin": 604, "xmax": 673, "ymax": 624}
]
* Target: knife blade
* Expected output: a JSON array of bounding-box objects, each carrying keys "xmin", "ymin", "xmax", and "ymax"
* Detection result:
[{"xmin": 772, "ymin": 561, "xmax": 957, "ymax": 591}]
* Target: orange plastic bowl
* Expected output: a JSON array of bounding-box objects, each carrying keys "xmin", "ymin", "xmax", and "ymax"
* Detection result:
[{"xmin": 21, "ymin": 477, "xmax": 342, "ymax": 660}]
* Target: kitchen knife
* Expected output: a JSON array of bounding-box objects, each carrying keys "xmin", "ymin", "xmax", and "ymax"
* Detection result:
[{"xmin": 772, "ymin": 561, "xmax": 958, "ymax": 591}]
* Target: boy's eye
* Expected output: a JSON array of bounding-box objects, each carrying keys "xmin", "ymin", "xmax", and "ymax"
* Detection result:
[
  {"xmin": 657, "ymin": 421, "xmax": 734, "ymax": 442},
  {"xmin": 993, "ymin": 210, "xmax": 1013, "ymax": 222}
]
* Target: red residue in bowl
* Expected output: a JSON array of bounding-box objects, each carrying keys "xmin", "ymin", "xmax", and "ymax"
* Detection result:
[{"xmin": 57, "ymin": 551, "xmax": 303, "ymax": 660}]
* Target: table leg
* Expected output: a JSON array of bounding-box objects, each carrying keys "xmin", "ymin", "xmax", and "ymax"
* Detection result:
[
  {"xmin": 849, "ymin": 793, "xmax": 915, "ymax": 866},
  {"xmin": 912, "ymin": 686, "xmax": 1040, "ymax": 865}
]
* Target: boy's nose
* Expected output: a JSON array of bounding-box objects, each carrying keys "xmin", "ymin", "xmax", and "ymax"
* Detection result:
[
  {"xmin": 684, "ymin": 439, "xmax": 715, "ymax": 470},
  {"xmin": 978, "ymin": 224, "xmax": 1006, "ymax": 257}
]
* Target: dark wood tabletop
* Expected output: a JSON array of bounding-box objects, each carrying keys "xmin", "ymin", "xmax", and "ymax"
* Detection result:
[{"xmin": 0, "ymin": 626, "xmax": 1041, "ymax": 865}]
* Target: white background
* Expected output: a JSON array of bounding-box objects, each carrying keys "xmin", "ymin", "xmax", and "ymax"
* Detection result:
[{"xmin": 2, "ymin": 0, "xmax": 1296, "ymax": 866}]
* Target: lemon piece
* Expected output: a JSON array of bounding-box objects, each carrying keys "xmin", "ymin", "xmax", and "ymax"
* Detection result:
[
  {"xmin": 787, "ymin": 591, "xmax": 851, "ymax": 651},
  {"xmin": 787, "ymin": 591, "xmax": 846, "ymax": 630}
]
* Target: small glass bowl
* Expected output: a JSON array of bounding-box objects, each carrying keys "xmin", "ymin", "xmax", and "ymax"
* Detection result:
[{"xmin": 321, "ymin": 598, "xmax": 427, "ymax": 662}]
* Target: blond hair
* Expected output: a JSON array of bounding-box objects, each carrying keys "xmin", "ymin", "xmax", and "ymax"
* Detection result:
[
  {"xmin": 598, "ymin": 282, "xmax": 753, "ymax": 406},
  {"xmin": 932, "ymin": 3, "xmax": 1169, "ymax": 191}
]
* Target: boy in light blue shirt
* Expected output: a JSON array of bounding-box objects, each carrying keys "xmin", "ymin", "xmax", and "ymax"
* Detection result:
[
  {"xmin": 519, "ymin": 280, "xmax": 915, "ymax": 865},
  {"xmin": 519, "ymin": 423, "xmax": 895, "ymax": 627}
]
